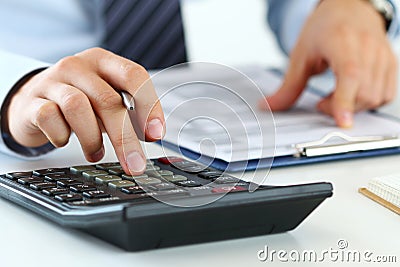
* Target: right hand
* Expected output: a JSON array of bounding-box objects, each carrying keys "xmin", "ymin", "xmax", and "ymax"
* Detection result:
[
  {"xmin": 7, "ymin": 47, "xmax": 165, "ymax": 175},
  {"xmin": 261, "ymin": 0, "xmax": 397, "ymax": 128}
]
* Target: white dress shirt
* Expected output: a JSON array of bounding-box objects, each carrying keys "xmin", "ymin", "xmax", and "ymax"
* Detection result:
[{"xmin": 0, "ymin": 0, "xmax": 103, "ymax": 158}]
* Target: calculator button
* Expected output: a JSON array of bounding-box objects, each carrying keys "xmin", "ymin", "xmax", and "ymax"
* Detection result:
[
  {"xmin": 33, "ymin": 168, "xmax": 69, "ymax": 176},
  {"xmin": 42, "ymin": 188, "xmax": 70, "ymax": 196},
  {"xmin": 17, "ymin": 177, "xmax": 44, "ymax": 185},
  {"xmin": 82, "ymin": 170, "xmax": 109, "ymax": 180},
  {"xmin": 175, "ymin": 180, "xmax": 202, "ymax": 187},
  {"xmin": 198, "ymin": 171, "xmax": 222, "ymax": 179},
  {"xmin": 107, "ymin": 167, "xmax": 125, "ymax": 176},
  {"xmin": 213, "ymin": 176, "xmax": 240, "ymax": 184},
  {"xmin": 211, "ymin": 186, "xmax": 246, "ymax": 194},
  {"xmin": 55, "ymin": 193, "xmax": 83, "ymax": 202},
  {"xmin": 70, "ymin": 165, "xmax": 96, "ymax": 174},
  {"xmin": 145, "ymin": 170, "xmax": 162, "ymax": 178},
  {"xmin": 190, "ymin": 185, "xmax": 213, "ymax": 192},
  {"xmin": 148, "ymin": 182, "xmax": 176, "ymax": 191},
  {"xmin": 158, "ymin": 170, "xmax": 174, "ymax": 176},
  {"xmin": 160, "ymin": 188, "xmax": 189, "ymax": 197},
  {"xmin": 158, "ymin": 157, "xmax": 183, "ymax": 165},
  {"xmin": 94, "ymin": 196, "xmax": 121, "ymax": 203},
  {"xmin": 95, "ymin": 162, "xmax": 120, "ymax": 170},
  {"xmin": 44, "ymin": 173, "xmax": 78, "ymax": 182},
  {"xmin": 95, "ymin": 175, "xmax": 121, "ymax": 185},
  {"xmin": 182, "ymin": 166, "xmax": 208, "ymax": 173},
  {"xmin": 108, "ymin": 180, "xmax": 136, "ymax": 189},
  {"xmin": 135, "ymin": 177, "xmax": 162, "ymax": 185},
  {"xmin": 236, "ymin": 182, "xmax": 250, "ymax": 187},
  {"xmin": 171, "ymin": 161, "xmax": 198, "ymax": 169},
  {"xmin": 30, "ymin": 182, "xmax": 57, "ymax": 191},
  {"xmin": 70, "ymin": 184, "xmax": 97, "ymax": 193},
  {"xmin": 139, "ymin": 188, "xmax": 189, "ymax": 198},
  {"xmin": 164, "ymin": 175, "xmax": 187, "ymax": 183},
  {"xmin": 121, "ymin": 186, "xmax": 145, "ymax": 194},
  {"xmin": 83, "ymin": 190, "xmax": 110, "ymax": 199},
  {"xmin": 172, "ymin": 162, "xmax": 206, "ymax": 173},
  {"xmin": 5, "ymin": 172, "xmax": 32, "ymax": 180},
  {"xmin": 145, "ymin": 165, "xmax": 160, "ymax": 171},
  {"xmin": 122, "ymin": 173, "xmax": 148, "ymax": 181},
  {"xmin": 57, "ymin": 179, "xmax": 83, "ymax": 187},
  {"xmin": 69, "ymin": 197, "xmax": 121, "ymax": 206}
]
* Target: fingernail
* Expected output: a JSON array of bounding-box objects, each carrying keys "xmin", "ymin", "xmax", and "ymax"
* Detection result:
[
  {"xmin": 339, "ymin": 111, "xmax": 353, "ymax": 128},
  {"xmin": 126, "ymin": 151, "xmax": 146, "ymax": 173},
  {"xmin": 91, "ymin": 146, "xmax": 105, "ymax": 162},
  {"xmin": 147, "ymin": 118, "xmax": 164, "ymax": 139}
]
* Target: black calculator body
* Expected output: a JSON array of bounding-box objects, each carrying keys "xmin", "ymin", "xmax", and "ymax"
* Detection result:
[{"xmin": 0, "ymin": 157, "xmax": 333, "ymax": 251}]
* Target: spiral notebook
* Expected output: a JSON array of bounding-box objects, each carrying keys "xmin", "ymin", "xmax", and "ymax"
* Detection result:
[
  {"xmin": 152, "ymin": 65, "xmax": 400, "ymax": 171},
  {"xmin": 359, "ymin": 174, "xmax": 400, "ymax": 215}
]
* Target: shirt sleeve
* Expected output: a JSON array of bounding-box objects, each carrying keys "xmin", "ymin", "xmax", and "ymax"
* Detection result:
[
  {"xmin": 267, "ymin": 0, "xmax": 400, "ymax": 55},
  {"xmin": 0, "ymin": 49, "xmax": 56, "ymax": 159},
  {"xmin": 267, "ymin": 0, "xmax": 319, "ymax": 55},
  {"xmin": 387, "ymin": 0, "xmax": 400, "ymax": 38}
]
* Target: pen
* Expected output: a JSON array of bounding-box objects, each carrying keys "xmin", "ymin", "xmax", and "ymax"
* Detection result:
[{"xmin": 120, "ymin": 91, "xmax": 135, "ymax": 110}]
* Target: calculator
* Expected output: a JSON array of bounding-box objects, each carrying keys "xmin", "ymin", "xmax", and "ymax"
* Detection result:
[{"xmin": 0, "ymin": 156, "xmax": 333, "ymax": 251}]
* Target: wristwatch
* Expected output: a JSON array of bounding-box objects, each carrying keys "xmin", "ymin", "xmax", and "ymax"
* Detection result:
[{"xmin": 366, "ymin": 0, "xmax": 394, "ymax": 31}]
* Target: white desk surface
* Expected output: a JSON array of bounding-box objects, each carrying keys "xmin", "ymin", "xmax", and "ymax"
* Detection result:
[{"xmin": 1, "ymin": 111, "xmax": 400, "ymax": 267}]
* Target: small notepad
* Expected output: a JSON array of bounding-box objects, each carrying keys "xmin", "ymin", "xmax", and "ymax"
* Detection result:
[{"xmin": 359, "ymin": 174, "xmax": 400, "ymax": 215}]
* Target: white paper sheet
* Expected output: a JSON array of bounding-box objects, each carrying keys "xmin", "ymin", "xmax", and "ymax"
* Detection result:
[{"xmin": 151, "ymin": 65, "xmax": 400, "ymax": 163}]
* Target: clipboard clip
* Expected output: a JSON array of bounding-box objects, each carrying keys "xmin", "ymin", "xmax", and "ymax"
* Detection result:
[{"xmin": 294, "ymin": 132, "xmax": 400, "ymax": 158}]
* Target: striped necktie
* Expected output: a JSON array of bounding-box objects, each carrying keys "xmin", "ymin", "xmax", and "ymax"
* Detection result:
[{"xmin": 103, "ymin": 0, "xmax": 187, "ymax": 70}]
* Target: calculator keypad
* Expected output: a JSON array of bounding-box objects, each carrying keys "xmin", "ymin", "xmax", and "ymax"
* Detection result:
[{"xmin": 1, "ymin": 157, "xmax": 247, "ymax": 207}]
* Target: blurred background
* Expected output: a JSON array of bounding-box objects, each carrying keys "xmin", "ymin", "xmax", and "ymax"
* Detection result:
[
  {"xmin": 181, "ymin": 0, "xmax": 400, "ymax": 114},
  {"xmin": 182, "ymin": 0, "xmax": 286, "ymax": 68}
]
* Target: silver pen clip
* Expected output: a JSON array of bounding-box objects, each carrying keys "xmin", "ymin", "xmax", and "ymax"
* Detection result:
[
  {"xmin": 294, "ymin": 132, "xmax": 400, "ymax": 157},
  {"xmin": 120, "ymin": 91, "xmax": 135, "ymax": 110}
]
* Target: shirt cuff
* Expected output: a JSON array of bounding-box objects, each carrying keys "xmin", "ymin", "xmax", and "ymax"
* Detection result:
[
  {"xmin": 387, "ymin": 0, "xmax": 400, "ymax": 38},
  {"xmin": 279, "ymin": 0, "xmax": 319, "ymax": 54},
  {"xmin": 0, "ymin": 50, "xmax": 55, "ymax": 159}
]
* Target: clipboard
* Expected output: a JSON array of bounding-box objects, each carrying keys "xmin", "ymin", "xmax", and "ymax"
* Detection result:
[
  {"xmin": 154, "ymin": 66, "xmax": 400, "ymax": 172},
  {"xmin": 160, "ymin": 136, "xmax": 400, "ymax": 172}
]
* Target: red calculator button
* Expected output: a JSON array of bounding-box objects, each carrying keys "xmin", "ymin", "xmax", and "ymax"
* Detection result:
[
  {"xmin": 158, "ymin": 157, "xmax": 184, "ymax": 165},
  {"xmin": 211, "ymin": 186, "xmax": 246, "ymax": 194}
]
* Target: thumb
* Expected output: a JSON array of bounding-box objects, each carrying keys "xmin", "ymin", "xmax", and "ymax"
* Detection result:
[{"xmin": 259, "ymin": 48, "xmax": 312, "ymax": 111}]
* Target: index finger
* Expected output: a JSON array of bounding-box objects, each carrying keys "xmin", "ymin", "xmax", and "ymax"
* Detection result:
[
  {"xmin": 330, "ymin": 72, "xmax": 359, "ymax": 127},
  {"xmin": 260, "ymin": 44, "xmax": 313, "ymax": 111},
  {"xmin": 76, "ymin": 48, "xmax": 165, "ymax": 141},
  {"xmin": 323, "ymin": 38, "xmax": 361, "ymax": 128}
]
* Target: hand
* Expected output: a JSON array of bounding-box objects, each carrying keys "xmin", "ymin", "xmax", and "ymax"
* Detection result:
[
  {"xmin": 7, "ymin": 47, "xmax": 164, "ymax": 175},
  {"xmin": 261, "ymin": 0, "xmax": 398, "ymax": 127}
]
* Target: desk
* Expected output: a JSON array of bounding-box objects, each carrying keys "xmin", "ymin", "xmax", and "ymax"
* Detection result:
[{"xmin": 1, "ymin": 119, "xmax": 400, "ymax": 267}]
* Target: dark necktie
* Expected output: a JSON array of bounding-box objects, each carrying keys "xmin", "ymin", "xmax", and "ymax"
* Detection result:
[{"xmin": 103, "ymin": 0, "xmax": 187, "ymax": 69}]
